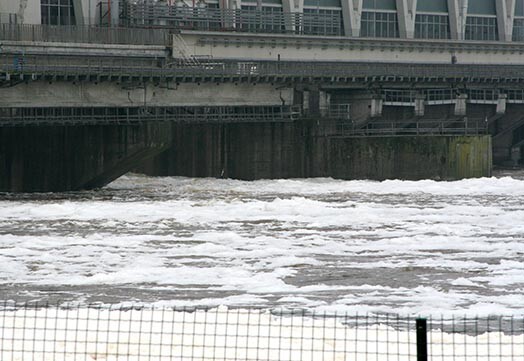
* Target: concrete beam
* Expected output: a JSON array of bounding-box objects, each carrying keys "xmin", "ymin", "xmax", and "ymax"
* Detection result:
[
  {"xmin": 182, "ymin": 31, "xmax": 524, "ymax": 64},
  {"xmin": 341, "ymin": 0, "xmax": 362, "ymax": 37},
  {"xmin": 396, "ymin": 0, "xmax": 417, "ymax": 39},
  {"xmin": 496, "ymin": 0, "xmax": 516, "ymax": 42},
  {"xmin": 0, "ymin": 82, "xmax": 294, "ymax": 108},
  {"xmin": 1, "ymin": 40, "xmax": 168, "ymax": 58}
]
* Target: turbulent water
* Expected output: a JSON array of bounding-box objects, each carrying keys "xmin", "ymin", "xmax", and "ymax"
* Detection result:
[{"xmin": 1, "ymin": 171, "xmax": 524, "ymax": 316}]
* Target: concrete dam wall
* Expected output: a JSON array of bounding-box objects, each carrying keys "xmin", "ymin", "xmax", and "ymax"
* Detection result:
[
  {"xmin": 141, "ymin": 120, "xmax": 492, "ymax": 181},
  {"xmin": 0, "ymin": 120, "xmax": 491, "ymax": 192}
]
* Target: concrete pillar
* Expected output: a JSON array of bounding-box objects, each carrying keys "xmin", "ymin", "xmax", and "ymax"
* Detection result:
[
  {"xmin": 496, "ymin": 0, "xmax": 516, "ymax": 42},
  {"xmin": 511, "ymin": 146, "xmax": 521, "ymax": 166},
  {"xmin": 414, "ymin": 92, "xmax": 425, "ymax": 116},
  {"xmin": 319, "ymin": 91, "xmax": 329, "ymax": 117},
  {"xmin": 14, "ymin": 0, "xmax": 41, "ymax": 24},
  {"xmin": 16, "ymin": 0, "xmax": 28, "ymax": 24},
  {"xmin": 341, "ymin": 0, "xmax": 362, "ymax": 37},
  {"xmin": 448, "ymin": 0, "xmax": 467, "ymax": 40},
  {"xmin": 218, "ymin": 0, "xmax": 236, "ymax": 28},
  {"xmin": 396, "ymin": 0, "xmax": 417, "ymax": 39},
  {"xmin": 110, "ymin": 0, "xmax": 120, "ymax": 26},
  {"xmin": 282, "ymin": 0, "xmax": 304, "ymax": 34},
  {"xmin": 80, "ymin": 0, "xmax": 99, "ymax": 25},
  {"xmin": 302, "ymin": 91, "xmax": 310, "ymax": 114},
  {"xmin": 308, "ymin": 90, "xmax": 321, "ymax": 116},
  {"xmin": 72, "ymin": 0, "xmax": 84, "ymax": 25},
  {"xmin": 371, "ymin": 97, "xmax": 383, "ymax": 117},
  {"xmin": 454, "ymin": 93, "xmax": 468, "ymax": 116},
  {"xmin": 496, "ymin": 93, "xmax": 508, "ymax": 114},
  {"xmin": 228, "ymin": 0, "xmax": 240, "ymax": 9}
]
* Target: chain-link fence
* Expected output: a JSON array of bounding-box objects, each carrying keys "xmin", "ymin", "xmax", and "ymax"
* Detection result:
[{"xmin": 0, "ymin": 302, "xmax": 523, "ymax": 360}]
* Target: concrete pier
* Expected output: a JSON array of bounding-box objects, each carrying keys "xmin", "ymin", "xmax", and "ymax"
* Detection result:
[{"xmin": 0, "ymin": 122, "xmax": 171, "ymax": 192}]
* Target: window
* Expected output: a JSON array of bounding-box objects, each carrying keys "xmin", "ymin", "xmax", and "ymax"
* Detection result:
[
  {"xmin": 238, "ymin": 5, "xmax": 259, "ymax": 32},
  {"xmin": 41, "ymin": 0, "xmax": 76, "ymax": 25},
  {"xmin": 424, "ymin": 89, "xmax": 454, "ymax": 102},
  {"xmin": 237, "ymin": 5, "xmax": 285, "ymax": 33},
  {"xmin": 382, "ymin": 89, "xmax": 415, "ymax": 103},
  {"xmin": 467, "ymin": 89, "xmax": 497, "ymax": 101},
  {"xmin": 513, "ymin": 18, "xmax": 524, "ymax": 42},
  {"xmin": 415, "ymin": 13, "xmax": 450, "ymax": 39},
  {"xmin": 362, "ymin": 0, "xmax": 396, "ymax": 11},
  {"xmin": 360, "ymin": 11, "xmax": 399, "ymax": 38},
  {"xmin": 261, "ymin": 6, "xmax": 285, "ymax": 33},
  {"xmin": 303, "ymin": 8, "xmax": 343, "ymax": 36},
  {"xmin": 465, "ymin": 16, "xmax": 498, "ymax": 41},
  {"xmin": 507, "ymin": 89, "xmax": 524, "ymax": 102}
]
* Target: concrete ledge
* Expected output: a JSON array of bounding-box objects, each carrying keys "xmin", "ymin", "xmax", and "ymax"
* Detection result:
[
  {"xmin": 1, "ymin": 40, "xmax": 168, "ymax": 58},
  {"xmin": 181, "ymin": 30, "xmax": 524, "ymax": 64}
]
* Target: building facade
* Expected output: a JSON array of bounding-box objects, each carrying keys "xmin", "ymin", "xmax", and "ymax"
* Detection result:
[{"xmin": 2, "ymin": 0, "xmax": 524, "ymax": 43}]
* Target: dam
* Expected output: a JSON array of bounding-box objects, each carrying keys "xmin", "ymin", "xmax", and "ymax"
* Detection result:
[{"xmin": 2, "ymin": 0, "xmax": 523, "ymax": 191}]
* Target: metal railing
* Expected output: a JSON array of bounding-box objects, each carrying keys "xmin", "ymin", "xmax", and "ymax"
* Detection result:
[
  {"xmin": 0, "ymin": 302, "xmax": 523, "ymax": 361},
  {"xmin": 0, "ymin": 106, "xmax": 300, "ymax": 126},
  {"xmin": 322, "ymin": 103, "xmax": 351, "ymax": 120},
  {"xmin": 0, "ymin": 13, "xmax": 17, "ymax": 24},
  {"xmin": 3, "ymin": 57, "xmax": 524, "ymax": 82},
  {"xmin": 123, "ymin": 4, "xmax": 343, "ymax": 36},
  {"xmin": 320, "ymin": 118, "xmax": 488, "ymax": 137},
  {"xmin": 0, "ymin": 23, "xmax": 171, "ymax": 45}
]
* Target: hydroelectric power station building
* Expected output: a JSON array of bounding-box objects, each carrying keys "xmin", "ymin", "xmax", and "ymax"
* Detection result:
[{"xmin": 0, "ymin": 0, "xmax": 523, "ymax": 191}]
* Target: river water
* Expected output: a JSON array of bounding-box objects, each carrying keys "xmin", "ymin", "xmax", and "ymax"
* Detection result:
[{"xmin": 1, "ymin": 170, "xmax": 524, "ymax": 316}]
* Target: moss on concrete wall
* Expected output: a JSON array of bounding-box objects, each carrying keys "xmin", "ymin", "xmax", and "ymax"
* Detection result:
[
  {"xmin": 306, "ymin": 135, "xmax": 492, "ymax": 180},
  {"xmin": 1, "ymin": 121, "xmax": 491, "ymax": 192},
  {"xmin": 143, "ymin": 121, "xmax": 492, "ymax": 181}
]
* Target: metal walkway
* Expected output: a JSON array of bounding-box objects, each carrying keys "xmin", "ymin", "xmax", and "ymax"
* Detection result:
[
  {"xmin": 0, "ymin": 105, "xmax": 300, "ymax": 126},
  {"xmin": 3, "ymin": 57, "xmax": 524, "ymax": 85}
]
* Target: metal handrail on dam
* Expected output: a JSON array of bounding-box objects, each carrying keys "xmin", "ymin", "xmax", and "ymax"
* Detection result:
[
  {"xmin": 325, "ymin": 118, "xmax": 488, "ymax": 137},
  {"xmin": 0, "ymin": 105, "xmax": 300, "ymax": 126},
  {"xmin": 2, "ymin": 56, "xmax": 524, "ymax": 84},
  {"xmin": 0, "ymin": 104, "xmax": 487, "ymax": 137}
]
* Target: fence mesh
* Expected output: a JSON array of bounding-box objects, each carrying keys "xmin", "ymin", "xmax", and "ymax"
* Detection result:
[{"xmin": 0, "ymin": 302, "xmax": 523, "ymax": 361}]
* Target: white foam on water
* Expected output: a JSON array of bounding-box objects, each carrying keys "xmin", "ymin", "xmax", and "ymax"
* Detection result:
[{"xmin": 1, "ymin": 174, "xmax": 524, "ymax": 316}]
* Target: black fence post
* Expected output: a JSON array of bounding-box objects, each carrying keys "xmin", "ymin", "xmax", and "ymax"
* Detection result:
[{"xmin": 416, "ymin": 318, "xmax": 428, "ymax": 361}]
